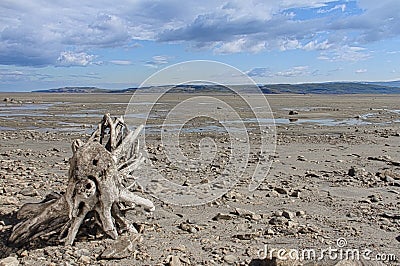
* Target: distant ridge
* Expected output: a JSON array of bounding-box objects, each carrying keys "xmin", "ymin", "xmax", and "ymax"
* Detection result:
[
  {"xmin": 34, "ymin": 81, "xmax": 400, "ymax": 94},
  {"xmin": 34, "ymin": 87, "xmax": 111, "ymax": 93}
]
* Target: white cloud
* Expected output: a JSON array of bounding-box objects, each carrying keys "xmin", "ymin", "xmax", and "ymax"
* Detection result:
[
  {"xmin": 276, "ymin": 66, "xmax": 309, "ymax": 77},
  {"xmin": 318, "ymin": 45, "xmax": 370, "ymax": 62},
  {"xmin": 246, "ymin": 67, "xmax": 272, "ymax": 78},
  {"xmin": 145, "ymin": 55, "xmax": 170, "ymax": 68},
  {"xmin": 0, "ymin": 70, "xmax": 26, "ymax": 82},
  {"xmin": 303, "ymin": 40, "xmax": 332, "ymax": 51},
  {"xmin": 1, "ymin": 0, "xmax": 400, "ymax": 66},
  {"xmin": 317, "ymin": 4, "xmax": 346, "ymax": 14},
  {"xmin": 355, "ymin": 69, "xmax": 367, "ymax": 74},
  {"xmin": 279, "ymin": 39, "xmax": 301, "ymax": 51},
  {"xmin": 109, "ymin": 60, "xmax": 132, "ymax": 65},
  {"xmin": 214, "ymin": 39, "xmax": 266, "ymax": 54},
  {"xmin": 56, "ymin": 51, "xmax": 96, "ymax": 67},
  {"xmin": 247, "ymin": 66, "xmax": 310, "ymax": 78}
]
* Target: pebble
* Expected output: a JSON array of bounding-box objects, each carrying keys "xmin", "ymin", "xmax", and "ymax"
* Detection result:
[
  {"xmin": 348, "ymin": 167, "xmax": 357, "ymax": 177},
  {"xmin": 19, "ymin": 187, "xmax": 39, "ymax": 197},
  {"xmin": 78, "ymin": 255, "xmax": 91, "ymax": 264},
  {"xmin": 223, "ymin": 254, "xmax": 237, "ymax": 264},
  {"xmin": 269, "ymin": 216, "xmax": 287, "ymax": 225},
  {"xmin": 368, "ymin": 194, "xmax": 381, "ymax": 203},
  {"xmin": 172, "ymin": 244, "xmax": 187, "ymax": 252},
  {"xmin": 297, "ymin": 155, "xmax": 307, "ymax": 161},
  {"xmin": 290, "ymin": 190, "xmax": 300, "ymax": 197},
  {"xmin": 179, "ymin": 222, "xmax": 198, "ymax": 233},
  {"xmin": 212, "ymin": 213, "xmax": 234, "ymax": 221},
  {"xmin": 100, "ymin": 235, "xmax": 136, "ymax": 259},
  {"xmin": 0, "ymin": 257, "xmax": 19, "ymax": 266},
  {"xmin": 1, "ymin": 197, "xmax": 19, "ymax": 205},
  {"xmin": 282, "ymin": 210, "xmax": 295, "ymax": 220},
  {"xmin": 166, "ymin": 255, "xmax": 183, "ymax": 266},
  {"xmin": 234, "ymin": 207, "xmax": 255, "ymax": 218},
  {"xmin": 296, "ymin": 210, "xmax": 306, "ymax": 217},
  {"xmin": 265, "ymin": 228, "xmax": 275, "ymax": 235},
  {"xmin": 274, "ymin": 187, "xmax": 288, "ymax": 195}
]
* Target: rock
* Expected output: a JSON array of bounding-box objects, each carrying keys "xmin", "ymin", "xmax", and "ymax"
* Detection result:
[
  {"xmin": 19, "ymin": 250, "xmax": 28, "ymax": 257},
  {"xmin": 78, "ymin": 255, "xmax": 91, "ymax": 264},
  {"xmin": 378, "ymin": 170, "xmax": 400, "ymax": 181},
  {"xmin": 305, "ymin": 171, "xmax": 320, "ymax": 178},
  {"xmin": 233, "ymin": 233, "xmax": 257, "ymax": 240},
  {"xmin": 1, "ymin": 197, "xmax": 19, "ymax": 205},
  {"xmin": 266, "ymin": 190, "xmax": 280, "ymax": 197},
  {"xmin": 234, "ymin": 207, "xmax": 255, "ymax": 218},
  {"xmin": 172, "ymin": 244, "xmax": 187, "ymax": 252},
  {"xmin": 19, "ymin": 187, "xmax": 39, "ymax": 197},
  {"xmin": 100, "ymin": 234, "xmax": 138, "ymax": 259},
  {"xmin": 0, "ymin": 257, "xmax": 19, "ymax": 266},
  {"xmin": 166, "ymin": 255, "xmax": 183, "ymax": 266},
  {"xmin": 74, "ymin": 248, "xmax": 90, "ymax": 258},
  {"xmin": 287, "ymin": 221, "xmax": 298, "ymax": 228},
  {"xmin": 282, "ymin": 210, "xmax": 295, "ymax": 220},
  {"xmin": 212, "ymin": 213, "xmax": 235, "ymax": 221},
  {"xmin": 348, "ymin": 167, "xmax": 359, "ymax": 177},
  {"xmin": 179, "ymin": 222, "xmax": 198, "ymax": 233},
  {"xmin": 265, "ymin": 228, "xmax": 275, "ymax": 235},
  {"xmin": 224, "ymin": 254, "xmax": 237, "ymax": 264},
  {"xmin": 368, "ymin": 194, "xmax": 381, "ymax": 203},
  {"xmin": 297, "ymin": 155, "xmax": 307, "ymax": 161},
  {"xmin": 296, "ymin": 210, "xmax": 306, "ymax": 217},
  {"xmin": 251, "ymin": 214, "xmax": 262, "ymax": 221},
  {"xmin": 380, "ymin": 212, "xmax": 400, "ymax": 219},
  {"xmin": 269, "ymin": 217, "xmax": 286, "ymax": 225},
  {"xmin": 274, "ymin": 187, "xmax": 288, "ymax": 195}
]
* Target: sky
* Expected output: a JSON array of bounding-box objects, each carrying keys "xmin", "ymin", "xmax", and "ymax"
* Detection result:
[{"xmin": 1, "ymin": 0, "xmax": 400, "ymax": 91}]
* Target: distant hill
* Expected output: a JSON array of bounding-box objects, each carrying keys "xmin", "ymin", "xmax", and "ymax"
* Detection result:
[
  {"xmin": 34, "ymin": 81, "xmax": 400, "ymax": 94},
  {"xmin": 34, "ymin": 87, "xmax": 111, "ymax": 93},
  {"xmin": 259, "ymin": 82, "xmax": 400, "ymax": 94},
  {"xmin": 364, "ymin": 80, "xmax": 400, "ymax": 88}
]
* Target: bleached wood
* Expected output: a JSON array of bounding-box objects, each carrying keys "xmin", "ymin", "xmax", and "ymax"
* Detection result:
[{"xmin": 9, "ymin": 114, "xmax": 154, "ymax": 246}]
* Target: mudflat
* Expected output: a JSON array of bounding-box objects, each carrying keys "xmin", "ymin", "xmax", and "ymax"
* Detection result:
[{"xmin": 0, "ymin": 92, "xmax": 399, "ymax": 265}]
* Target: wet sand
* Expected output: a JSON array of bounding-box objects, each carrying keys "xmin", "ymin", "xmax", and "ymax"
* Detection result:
[{"xmin": 0, "ymin": 93, "xmax": 399, "ymax": 265}]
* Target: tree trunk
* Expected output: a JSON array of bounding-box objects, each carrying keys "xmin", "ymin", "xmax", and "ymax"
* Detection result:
[{"xmin": 9, "ymin": 114, "xmax": 155, "ymax": 246}]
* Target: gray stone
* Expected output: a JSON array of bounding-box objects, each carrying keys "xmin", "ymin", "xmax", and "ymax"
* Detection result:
[
  {"xmin": 212, "ymin": 212, "xmax": 235, "ymax": 221},
  {"xmin": 0, "ymin": 257, "xmax": 19, "ymax": 266},
  {"xmin": 224, "ymin": 254, "xmax": 237, "ymax": 264},
  {"xmin": 100, "ymin": 234, "xmax": 138, "ymax": 259},
  {"xmin": 19, "ymin": 187, "xmax": 39, "ymax": 197},
  {"xmin": 282, "ymin": 210, "xmax": 295, "ymax": 220},
  {"xmin": 274, "ymin": 187, "xmax": 288, "ymax": 195},
  {"xmin": 167, "ymin": 255, "xmax": 183, "ymax": 266}
]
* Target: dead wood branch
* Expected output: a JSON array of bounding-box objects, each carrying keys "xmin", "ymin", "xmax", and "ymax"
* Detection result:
[{"xmin": 9, "ymin": 114, "xmax": 154, "ymax": 246}]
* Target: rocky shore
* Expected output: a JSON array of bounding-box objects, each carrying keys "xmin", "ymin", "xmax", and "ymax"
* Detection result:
[{"xmin": 0, "ymin": 93, "xmax": 399, "ymax": 265}]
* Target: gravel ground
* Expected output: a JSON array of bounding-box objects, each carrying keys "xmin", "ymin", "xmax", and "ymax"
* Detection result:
[{"xmin": 0, "ymin": 93, "xmax": 399, "ymax": 265}]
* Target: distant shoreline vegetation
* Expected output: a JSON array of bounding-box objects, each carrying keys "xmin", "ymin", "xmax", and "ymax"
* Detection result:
[{"xmin": 33, "ymin": 81, "xmax": 400, "ymax": 94}]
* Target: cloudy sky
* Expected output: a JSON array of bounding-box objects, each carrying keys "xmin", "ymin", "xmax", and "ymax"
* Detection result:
[{"xmin": 1, "ymin": 0, "xmax": 400, "ymax": 91}]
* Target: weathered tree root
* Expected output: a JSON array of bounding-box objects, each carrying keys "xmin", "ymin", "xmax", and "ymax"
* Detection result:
[{"xmin": 9, "ymin": 114, "xmax": 155, "ymax": 246}]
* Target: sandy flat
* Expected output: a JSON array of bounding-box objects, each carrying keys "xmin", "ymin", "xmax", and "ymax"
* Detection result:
[{"xmin": 0, "ymin": 92, "xmax": 399, "ymax": 265}]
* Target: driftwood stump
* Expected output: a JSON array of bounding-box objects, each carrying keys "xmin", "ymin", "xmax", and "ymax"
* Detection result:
[{"xmin": 9, "ymin": 114, "xmax": 155, "ymax": 246}]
